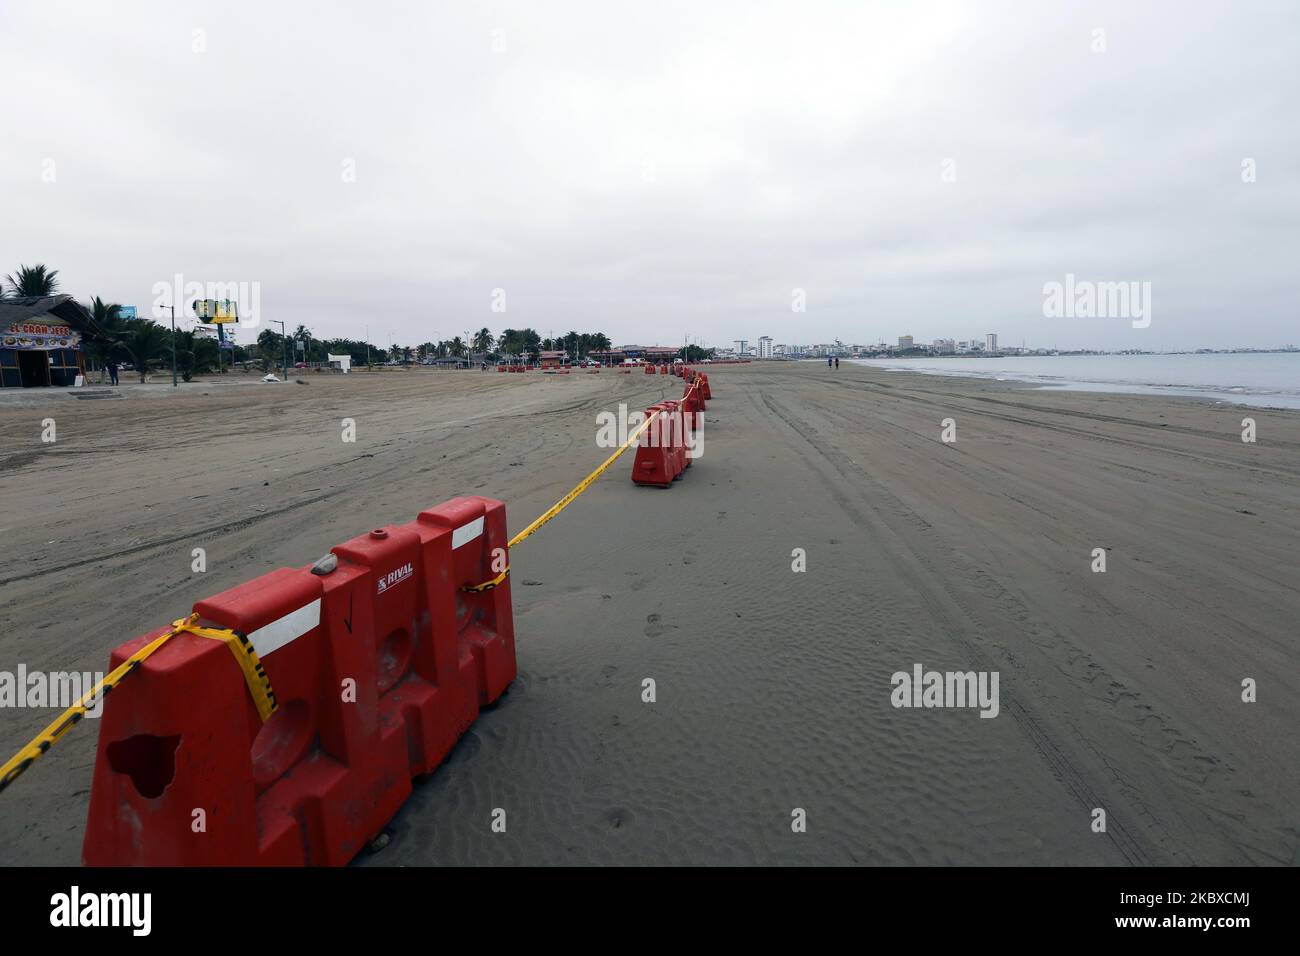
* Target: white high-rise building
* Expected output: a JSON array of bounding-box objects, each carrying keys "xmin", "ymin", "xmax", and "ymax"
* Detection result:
[
  {"xmin": 758, "ymin": 336, "xmax": 773, "ymax": 359},
  {"xmin": 985, "ymin": 333, "xmax": 998, "ymax": 353}
]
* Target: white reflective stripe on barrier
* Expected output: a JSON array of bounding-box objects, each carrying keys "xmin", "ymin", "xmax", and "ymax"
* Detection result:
[
  {"xmin": 248, "ymin": 599, "xmax": 322, "ymax": 657},
  {"xmin": 452, "ymin": 517, "xmax": 485, "ymax": 549}
]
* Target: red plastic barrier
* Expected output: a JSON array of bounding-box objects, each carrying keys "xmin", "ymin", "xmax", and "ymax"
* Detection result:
[
  {"xmin": 683, "ymin": 381, "xmax": 705, "ymax": 414},
  {"xmin": 630, "ymin": 404, "xmax": 681, "ymax": 487},
  {"xmin": 697, "ymin": 372, "xmax": 712, "ymax": 401},
  {"xmin": 83, "ymin": 497, "xmax": 515, "ymax": 867},
  {"xmin": 644, "ymin": 364, "xmax": 656, "ymax": 374},
  {"xmin": 681, "ymin": 406, "xmax": 700, "ymax": 468},
  {"xmin": 659, "ymin": 365, "xmax": 668, "ymax": 375},
  {"xmin": 662, "ymin": 400, "xmax": 689, "ymax": 475},
  {"xmin": 497, "ymin": 365, "xmax": 507, "ymax": 372}
]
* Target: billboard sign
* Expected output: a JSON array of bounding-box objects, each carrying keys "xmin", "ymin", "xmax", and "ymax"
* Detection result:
[
  {"xmin": 192, "ymin": 299, "xmax": 239, "ymax": 323},
  {"xmin": 119, "ymin": 305, "xmax": 138, "ymax": 320}
]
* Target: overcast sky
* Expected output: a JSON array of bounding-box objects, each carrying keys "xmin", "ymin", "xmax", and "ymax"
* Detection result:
[{"xmin": 2, "ymin": 0, "xmax": 1297, "ymax": 350}]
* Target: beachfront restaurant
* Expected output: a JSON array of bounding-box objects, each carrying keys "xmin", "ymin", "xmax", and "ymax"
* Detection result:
[
  {"xmin": 538, "ymin": 349, "xmax": 566, "ymax": 368},
  {"xmin": 590, "ymin": 344, "xmax": 679, "ymax": 365},
  {"xmin": 0, "ymin": 295, "xmax": 92, "ymax": 388}
]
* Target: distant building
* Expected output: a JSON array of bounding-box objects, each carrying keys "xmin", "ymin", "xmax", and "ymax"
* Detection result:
[
  {"xmin": 589, "ymin": 344, "xmax": 679, "ymax": 364},
  {"xmin": 758, "ymin": 336, "xmax": 773, "ymax": 359},
  {"xmin": 898, "ymin": 335, "xmax": 914, "ymax": 350},
  {"xmin": 538, "ymin": 349, "xmax": 566, "ymax": 368},
  {"xmin": 985, "ymin": 333, "xmax": 998, "ymax": 353},
  {"xmin": 933, "ymin": 338, "xmax": 955, "ymax": 354}
]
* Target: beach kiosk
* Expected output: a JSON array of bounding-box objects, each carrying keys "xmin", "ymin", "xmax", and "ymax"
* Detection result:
[{"xmin": 0, "ymin": 295, "xmax": 93, "ymax": 388}]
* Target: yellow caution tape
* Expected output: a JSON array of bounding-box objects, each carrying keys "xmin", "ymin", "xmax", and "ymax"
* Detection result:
[
  {"xmin": 0, "ymin": 614, "xmax": 278, "ymax": 795},
  {"xmin": 181, "ymin": 619, "xmax": 278, "ymax": 722},
  {"xmin": 458, "ymin": 409, "xmax": 660, "ymax": 591},
  {"xmin": 460, "ymin": 567, "xmax": 509, "ymax": 593},
  {"xmin": 507, "ymin": 409, "xmax": 659, "ymax": 549}
]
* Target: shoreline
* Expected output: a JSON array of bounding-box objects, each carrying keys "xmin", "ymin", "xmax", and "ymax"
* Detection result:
[{"xmin": 843, "ymin": 354, "xmax": 1300, "ymax": 411}]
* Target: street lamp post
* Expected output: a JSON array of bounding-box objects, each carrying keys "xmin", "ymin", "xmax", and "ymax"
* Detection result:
[{"xmin": 169, "ymin": 305, "xmax": 178, "ymax": 386}]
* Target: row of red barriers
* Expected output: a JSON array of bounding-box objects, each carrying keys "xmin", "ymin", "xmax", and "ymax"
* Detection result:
[
  {"xmin": 83, "ymin": 497, "xmax": 516, "ymax": 867},
  {"xmin": 631, "ymin": 369, "xmax": 713, "ymax": 487}
]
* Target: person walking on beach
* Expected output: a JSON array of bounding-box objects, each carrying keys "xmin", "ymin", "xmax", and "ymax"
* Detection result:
[
  {"xmin": 107, "ymin": 361, "xmax": 119, "ymax": 386},
  {"xmin": 827, "ymin": 356, "xmax": 833, "ymax": 368},
  {"xmin": 835, "ymin": 357, "xmax": 840, "ymax": 369}
]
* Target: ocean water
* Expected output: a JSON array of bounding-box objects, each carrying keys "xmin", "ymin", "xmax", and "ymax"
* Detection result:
[{"xmin": 848, "ymin": 353, "xmax": 1300, "ymax": 409}]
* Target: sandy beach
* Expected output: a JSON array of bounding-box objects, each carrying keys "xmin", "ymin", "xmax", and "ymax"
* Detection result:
[{"xmin": 0, "ymin": 362, "xmax": 1296, "ymax": 866}]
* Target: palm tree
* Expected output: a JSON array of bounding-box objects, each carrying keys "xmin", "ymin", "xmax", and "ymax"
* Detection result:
[
  {"xmin": 257, "ymin": 328, "xmax": 285, "ymax": 370},
  {"xmin": 473, "ymin": 327, "xmax": 493, "ymax": 353},
  {"xmin": 6, "ymin": 263, "xmax": 60, "ymax": 297},
  {"xmin": 293, "ymin": 324, "xmax": 313, "ymax": 363},
  {"xmin": 83, "ymin": 297, "xmax": 127, "ymax": 379},
  {"xmin": 122, "ymin": 321, "xmax": 169, "ymax": 383},
  {"xmin": 174, "ymin": 329, "xmax": 219, "ymax": 381}
]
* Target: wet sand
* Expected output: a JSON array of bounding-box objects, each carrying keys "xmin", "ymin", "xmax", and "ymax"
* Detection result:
[{"xmin": 0, "ymin": 362, "xmax": 1296, "ymax": 865}]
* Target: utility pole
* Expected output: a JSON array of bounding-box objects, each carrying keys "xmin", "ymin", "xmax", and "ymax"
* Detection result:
[{"xmin": 169, "ymin": 305, "xmax": 178, "ymax": 386}]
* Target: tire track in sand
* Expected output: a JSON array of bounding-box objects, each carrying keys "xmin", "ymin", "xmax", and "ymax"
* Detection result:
[{"xmin": 756, "ymin": 388, "xmax": 1158, "ymax": 865}]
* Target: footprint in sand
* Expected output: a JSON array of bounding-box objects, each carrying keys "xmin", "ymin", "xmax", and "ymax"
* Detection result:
[{"xmin": 603, "ymin": 807, "xmax": 632, "ymax": 831}]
